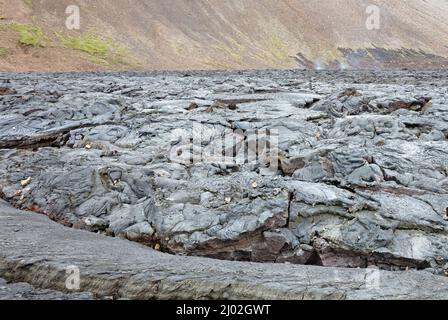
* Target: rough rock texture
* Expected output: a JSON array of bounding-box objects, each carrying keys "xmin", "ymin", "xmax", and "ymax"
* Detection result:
[
  {"xmin": 0, "ymin": 278, "xmax": 93, "ymax": 300},
  {"xmin": 1, "ymin": 70, "xmax": 448, "ymax": 276},
  {"xmin": 1, "ymin": 200, "xmax": 448, "ymax": 300}
]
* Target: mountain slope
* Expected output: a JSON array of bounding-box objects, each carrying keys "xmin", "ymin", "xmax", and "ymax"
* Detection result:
[{"xmin": 1, "ymin": 0, "xmax": 448, "ymax": 71}]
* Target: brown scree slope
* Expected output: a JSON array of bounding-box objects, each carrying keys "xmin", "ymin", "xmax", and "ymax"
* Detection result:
[{"xmin": 1, "ymin": 0, "xmax": 448, "ymax": 71}]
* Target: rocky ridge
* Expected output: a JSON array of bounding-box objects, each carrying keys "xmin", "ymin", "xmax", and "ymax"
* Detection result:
[{"xmin": 2, "ymin": 201, "xmax": 448, "ymax": 300}]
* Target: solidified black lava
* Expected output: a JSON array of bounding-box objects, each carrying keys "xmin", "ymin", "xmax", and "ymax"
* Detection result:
[{"xmin": 0, "ymin": 70, "xmax": 447, "ymax": 274}]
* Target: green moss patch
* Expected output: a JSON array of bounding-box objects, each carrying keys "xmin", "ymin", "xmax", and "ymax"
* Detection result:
[
  {"xmin": 0, "ymin": 47, "xmax": 11, "ymax": 58},
  {"xmin": 4, "ymin": 23, "xmax": 45, "ymax": 47},
  {"xmin": 58, "ymin": 33, "xmax": 140, "ymax": 68},
  {"xmin": 269, "ymin": 34, "xmax": 289, "ymax": 61},
  {"xmin": 22, "ymin": 0, "xmax": 33, "ymax": 9}
]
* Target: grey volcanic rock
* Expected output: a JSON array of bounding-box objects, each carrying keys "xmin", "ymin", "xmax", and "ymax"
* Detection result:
[
  {"xmin": 1, "ymin": 201, "xmax": 448, "ymax": 300},
  {"xmin": 0, "ymin": 70, "xmax": 448, "ymax": 276},
  {"xmin": 0, "ymin": 278, "xmax": 93, "ymax": 300}
]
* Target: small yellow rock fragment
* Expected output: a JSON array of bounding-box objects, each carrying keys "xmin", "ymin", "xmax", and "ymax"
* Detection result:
[
  {"xmin": 225, "ymin": 197, "xmax": 232, "ymax": 204},
  {"xmin": 154, "ymin": 244, "xmax": 161, "ymax": 251},
  {"xmin": 20, "ymin": 177, "xmax": 31, "ymax": 187},
  {"xmin": 85, "ymin": 144, "xmax": 92, "ymax": 150},
  {"xmin": 251, "ymin": 181, "xmax": 258, "ymax": 188}
]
